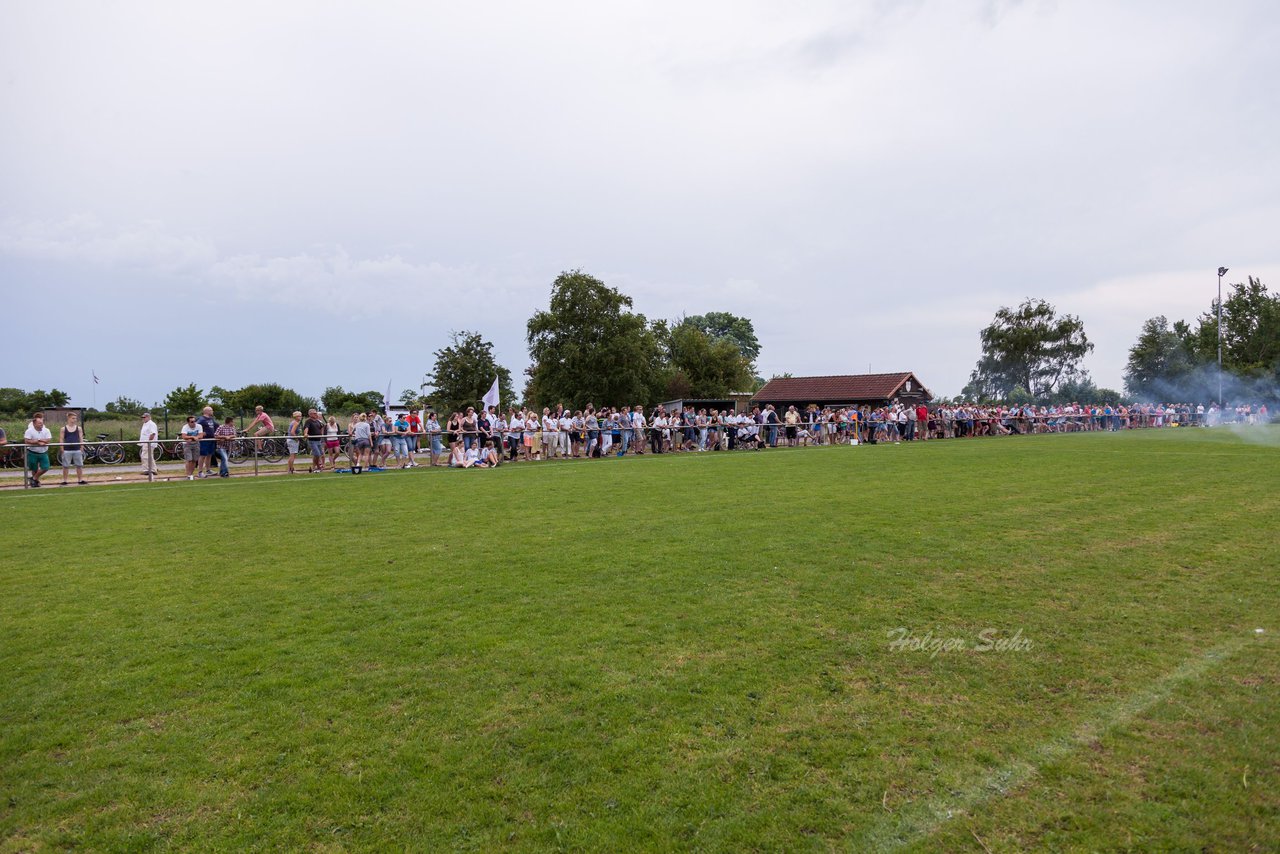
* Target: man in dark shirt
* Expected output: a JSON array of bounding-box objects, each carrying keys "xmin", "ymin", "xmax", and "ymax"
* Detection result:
[
  {"xmin": 303, "ymin": 408, "xmax": 327, "ymax": 472},
  {"xmin": 195, "ymin": 406, "xmax": 218, "ymax": 478}
]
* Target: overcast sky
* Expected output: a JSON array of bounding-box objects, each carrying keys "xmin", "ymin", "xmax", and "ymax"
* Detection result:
[{"xmin": 3, "ymin": 0, "xmax": 1277, "ymax": 408}]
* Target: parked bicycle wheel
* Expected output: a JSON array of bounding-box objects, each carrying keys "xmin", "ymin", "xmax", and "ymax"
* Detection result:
[
  {"xmin": 228, "ymin": 439, "xmax": 249, "ymax": 463},
  {"xmin": 260, "ymin": 438, "xmax": 285, "ymax": 463},
  {"xmin": 88, "ymin": 434, "xmax": 126, "ymax": 465}
]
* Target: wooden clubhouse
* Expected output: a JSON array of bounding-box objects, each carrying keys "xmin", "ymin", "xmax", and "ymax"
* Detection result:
[{"xmin": 752, "ymin": 372, "xmax": 932, "ymax": 409}]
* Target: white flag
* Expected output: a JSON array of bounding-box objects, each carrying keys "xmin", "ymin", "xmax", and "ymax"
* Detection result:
[
  {"xmin": 384, "ymin": 378, "xmax": 393, "ymax": 417},
  {"xmin": 481, "ymin": 376, "xmax": 500, "ymax": 413}
]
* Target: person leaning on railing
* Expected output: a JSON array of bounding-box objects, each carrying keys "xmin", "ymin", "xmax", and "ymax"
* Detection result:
[
  {"xmin": 180, "ymin": 414, "xmax": 202, "ymax": 480},
  {"xmin": 214, "ymin": 417, "xmax": 237, "ymax": 477},
  {"xmin": 303, "ymin": 409, "xmax": 326, "ymax": 473},
  {"xmin": 285, "ymin": 411, "xmax": 302, "ymax": 475},
  {"xmin": 23, "ymin": 412, "xmax": 53, "ymax": 487}
]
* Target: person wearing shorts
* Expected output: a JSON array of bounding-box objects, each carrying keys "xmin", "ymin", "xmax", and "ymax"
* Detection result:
[
  {"xmin": 24, "ymin": 413, "xmax": 53, "ymax": 487},
  {"xmin": 350, "ymin": 413, "xmax": 372, "ymax": 474},
  {"xmin": 60, "ymin": 411, "xmax": 87, "ymax": 485},
  {"xmin": 303, "ymin": 409, "xmax": 326, "ymax": 472},
  {"xmin": 180, "ymin": 415, "xmax": 203, "ymax": 480},
  {"xmin": 247, "ymin": 405, "xmax": 274, "ymax": 452},
  {"xmin": 426, "ymin": 412, "xmax": 443, "ymax": 466},
  {"xmin": 374, "ymin": 412, "xmax": 393, "ymax": 468},
  {"xmin": 393, "ymin": 412, "xmax": 411, "ymax": 467},
  {"xmin": 196, "ymin": 406, "xmax": 217, "ymax": 478},
  {"xmin": 324, "ymin": 415, "xmax": 341, "ymax": 469},
  {"xmin": 285, "ymin": 411, "xmax": 302, "ymax": 474}
]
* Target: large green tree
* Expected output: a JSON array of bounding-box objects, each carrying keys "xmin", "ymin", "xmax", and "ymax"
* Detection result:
[
  {"xmin": 163, "ymin": 383, "xmax": 207, "ymax": 416},
  {"xmin": 1122, "ymin": 276, "xmax": 1278, "ymax": 402},
  {"xmin": 320, "ymin": 386, "xmax": 385, "ymax": 413},
  {"xmin": 1188, "ymin": 276, "xmax": 1280, "ymax": 375},
  {"xmin": 525, "ymin": 270, "xmax": 664, "ymax": 409},
  {"xmin": 105, "ymin": 396, "xmax": 147, "ymax": 415},
  {"xmin": 964, "ymin": 299, "xmax": 1093, "ymax": 399},
  {"xmin": 1124, "ymin": 316, "xmax": 1197, "ymax": 399},
  {"xmin": 678, "ymin": 311, "xmax": 761, "ymax": 363},
  {"xmin": 0, "ymin": 387, "xmax": 71, "ymax": 413},
  {"xmin": 24, "ymin": 389, "xmax": 70, "ymax": 409},
  {"xmin": 664, "ymin": 323, "xmax": 754, "ymax": 399},
  {"xmin": 210, "ymin": 383, "xmax": 317, "ymax": 414},
  {"xmin": 424, "ymin": 330, "xmax": 515, "ymax": 414}
]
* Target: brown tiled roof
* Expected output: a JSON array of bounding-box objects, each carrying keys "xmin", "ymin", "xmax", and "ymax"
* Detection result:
[{"xmin": 754, "ymin": 372, "xmax": 929, "ymax": 403}]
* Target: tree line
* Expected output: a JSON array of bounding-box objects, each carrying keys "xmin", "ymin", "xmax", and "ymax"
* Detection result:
[
  {"xmin": 6, "ymin": 272, "xmax": 1274, "ymax": 418},
  {"xmin": 422, "ymin": 270, "xmax": 761, "ymax": 413},
  {"xmin": 1124, "ymin": 276, "xmax": 1279, "ymax": 401},
  {"xmin": 958, "ymin": 276, "xmax": 1278, "ymax": 405}
]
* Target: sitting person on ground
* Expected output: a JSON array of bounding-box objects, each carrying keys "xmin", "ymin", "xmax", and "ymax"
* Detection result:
[{"xmin": 448, "ymin": 439, "xmax": 470, "ymax": 468}]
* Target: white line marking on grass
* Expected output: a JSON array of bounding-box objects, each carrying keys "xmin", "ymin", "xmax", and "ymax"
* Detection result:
[{"xmin": 857, "ymin": 635, "xmax": 1252, "ymax": 851}]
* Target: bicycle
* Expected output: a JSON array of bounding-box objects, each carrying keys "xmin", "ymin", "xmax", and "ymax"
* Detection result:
[
  {"xmin": 228, "ymin": 432, "xmax": 286, "ymax": 464},
  {"xmin": 158, "ymin": 439, "xmax": 187, "ymax": 460},
  {"xmin": 0, "ymin": 445, "xmax": 23, "ymax": 469},
  {"xmin": 84, "ymin": 434, "xmax": 126, "ymax": 465}
]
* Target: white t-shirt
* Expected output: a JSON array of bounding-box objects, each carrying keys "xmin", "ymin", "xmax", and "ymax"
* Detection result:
[
  {"xmin": 139, "ymin": 420, "xmax": 159, "ymax": 445},
  {"xmin": 25, "ymin": 424, "xmax": 52, "ymax": 451}
]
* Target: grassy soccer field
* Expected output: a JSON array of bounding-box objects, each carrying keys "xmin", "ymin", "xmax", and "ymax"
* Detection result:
[{"xmin": 2, "ymin": 428, "xmax": 1277, "ymax": 851}]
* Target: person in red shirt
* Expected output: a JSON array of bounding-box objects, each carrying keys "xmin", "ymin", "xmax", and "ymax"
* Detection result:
[
  {"xmin": 406, "ymin": 409, "xmax": 423, "ymax": 468},
  {"xmin": 916, "ymin": 404, "xmax": 930, "ymax": 440}
]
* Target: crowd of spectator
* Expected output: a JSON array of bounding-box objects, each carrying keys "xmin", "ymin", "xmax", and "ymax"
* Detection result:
[{"xmin": 3, "ymin": 399, "xmax": 1271, "ymax": 485}]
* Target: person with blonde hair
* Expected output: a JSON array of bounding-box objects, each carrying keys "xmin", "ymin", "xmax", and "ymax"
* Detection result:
[
  {"xmin": 59, "ymin": 411, "xmax": 87, "ymax": 485},
  {"xmin": 349, "ymin": 412, "xmax": 373, "ymax": 474},
  {"xmin": 324, "ymin": 414, "xmax": 341, "ymax": 470}
]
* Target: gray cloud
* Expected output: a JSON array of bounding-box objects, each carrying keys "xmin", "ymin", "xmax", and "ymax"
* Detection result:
[{"xmin": 2, "ymin": 0, "xmax": 1277, "ymax": 405}]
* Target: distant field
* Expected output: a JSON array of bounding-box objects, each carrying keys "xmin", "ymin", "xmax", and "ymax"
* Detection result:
[{"xmin": 2, "ymin": 428, "xmax": 1277, "ymax": 851}]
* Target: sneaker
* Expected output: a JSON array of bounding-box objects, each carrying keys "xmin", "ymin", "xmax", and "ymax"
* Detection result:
[
  {"xmin": 188, "ymin": 475, "xmax": 195, "ymax": 481},
  {"xmin": 78, "ymin": 480, "xmax": 88, "ymax": 485}
]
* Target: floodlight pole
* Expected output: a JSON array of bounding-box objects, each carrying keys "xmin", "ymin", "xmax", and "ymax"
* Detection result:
[{"xmin": 1217, "ymin": 266, "xmax": 1228, "ymax": 408}]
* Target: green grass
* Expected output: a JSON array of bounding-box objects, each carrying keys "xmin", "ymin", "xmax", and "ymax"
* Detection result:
[{"xmin": 2, "ymin": 428, "xmax": 1277, "ymax": 851}]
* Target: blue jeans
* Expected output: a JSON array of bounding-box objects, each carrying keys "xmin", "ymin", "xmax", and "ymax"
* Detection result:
[
  {"xmin": 618, "ymin": 429, "xmax": 631, "ymax": 455},
  {"xmin": 216, "ymin": 448, "xmax": 230, "ymax": 476}
]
